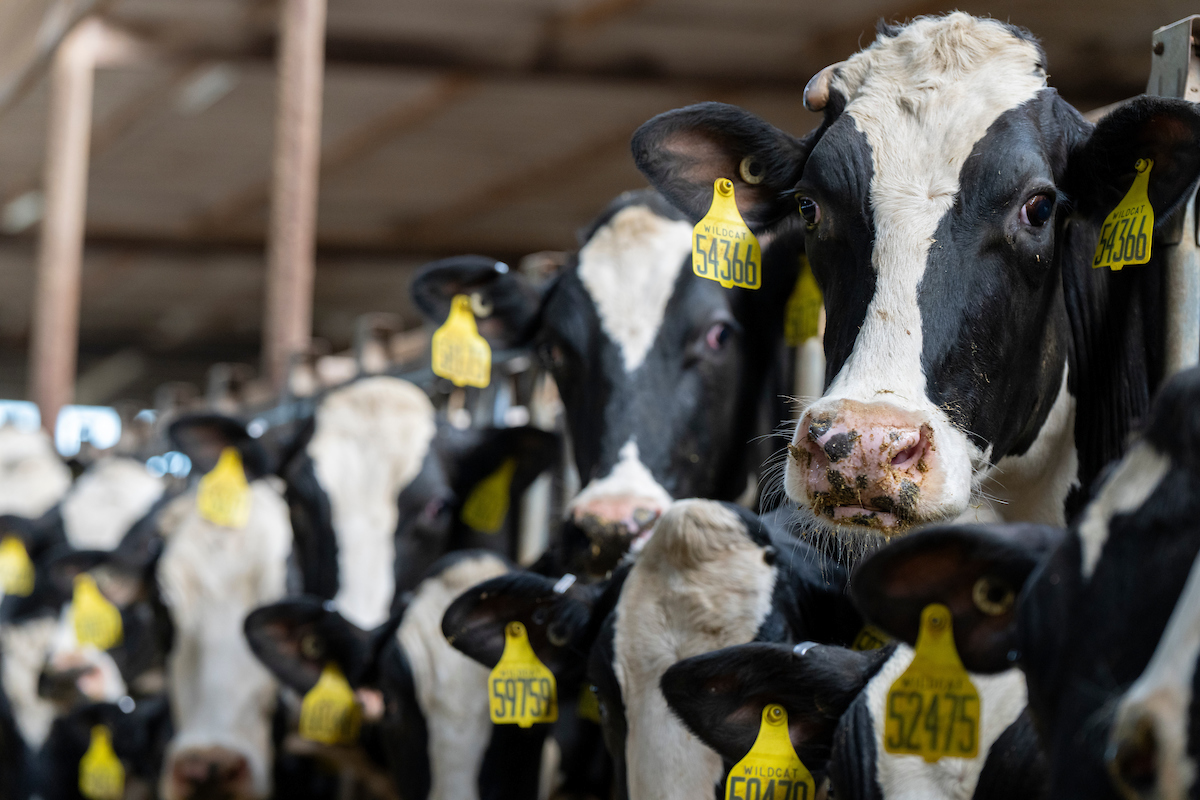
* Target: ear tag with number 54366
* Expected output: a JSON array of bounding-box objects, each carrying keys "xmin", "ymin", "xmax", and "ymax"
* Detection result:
[
  {"xmin": 196, "ymin": 447, "xmax": 252, "ymax": 529},
  {"xmin": 884, "ymin": 603, "xmax": 979, "ymax": 763},
  {"xmin": 725, "ymin": 704, "xmax": 816, "ymax": 800},
  {"xmin": 1093, "ymin": 158, "xmax": 1154, "ymax": 271},
  {"xmin": 432, "ymin": 295, "xmax": 492, "ymax": 388},
  {"xmin": 693, "ymin": 179, "xmax": 762, "ymax": 290},
  {"xmin": 489, "ymin": 621, "xmax": 557, "ymax": 728}
]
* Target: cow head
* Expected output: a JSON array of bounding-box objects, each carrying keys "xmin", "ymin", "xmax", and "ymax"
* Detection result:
[{"xmin": 634, "ymin": 13, "xmax": 1200, "ymax": 543}]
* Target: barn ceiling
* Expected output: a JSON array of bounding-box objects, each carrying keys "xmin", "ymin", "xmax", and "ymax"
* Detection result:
[{"xmin": 0, "ymin": 0, "xmax": 1191, "ymax": 403}]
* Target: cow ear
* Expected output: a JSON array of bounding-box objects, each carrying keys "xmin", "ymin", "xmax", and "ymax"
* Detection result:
[
  {"xmin": 1066, "ymin": 96, "xmax": 1200, "ymax": 228},
  {"xmin": 851, "ymin": 523, "xmax": 1062, "ymax": 674},
  {"xmin": 449, "ymin": 427, "xmax": 559, "ymax": 507},
  {"xmin": 660, "ymin": 642, "xmax": 888, "ymax": 770},
  {"xmin": 441, "ymin": 571, "xmax": 601, "ymax": 677},
  {"xmin": 410, "ymin": 255, "xmax": 544, "ymax": 350},
  {"xmin": 632, "ymin": 102, "xmax": 819, "ymax": 230},
  {"xmin": 167, "ymin": 413, "xmax": 268, "ymax": 479}
]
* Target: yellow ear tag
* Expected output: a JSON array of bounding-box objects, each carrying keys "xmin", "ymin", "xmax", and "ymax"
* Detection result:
[
  {"xmin": 784, "ymin": 255, "xmax": 823, "ymax": 346},
  {"xmin": 578, "ymin": 684, "xmax": 601, "ymax": 724},
  {"xmin": 0, "ymin": 535, "xmax": 34, "ymax": 597},
  {"xmin": 73, "ymin": 574, "xmax": 123, "ymax": 650},
  {"xmin": 432, "ymin": 295, "xmax": 492, "ymax": 388},
  {"xmin": 693, "ymin": 179, "xmax": 762, "ymax": 290},
  {"xmin": 884, "ymin": 604, "xmax": 979, "ymax": 763},
  {"xmin": 489, "ymin": 621, "xmax": 557, "ymax": 727},
  {"xmin": 299, "ymin": 662, "xmax": 362, "ymax": 745},
  {"xmin": 725, "ymin": 704, "xmax": 816, "ymax": 800},
  {"xmin": 1093, "ymin": 158, "xmax": 1154, "ymax": 271},
  {"xmin": 79, "ymin": 725, "xmax": 124, "ymax": 800},
  {"xmin": 196, "ymin": 447, "xmax": 252, "ymax": 529},
  {"xmin": 461, "ymin": 458, "xmax": 517, "ymax": 535},
  {"xmin": 851, "ymin": 624, "xmax": 890, "ymax": 652}
]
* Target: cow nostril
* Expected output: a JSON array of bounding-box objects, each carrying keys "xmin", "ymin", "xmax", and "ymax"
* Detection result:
[
  {"xmin": 808, "ymin": 418, "xmax": 832, "ymax": 442},
  {"xmin": 823, "ymin": 432, "xmax": 857, "ymax": 462},
  {"xmin": 1110, "ymin": 716, "xmax": 1159, "ymax": 795}
]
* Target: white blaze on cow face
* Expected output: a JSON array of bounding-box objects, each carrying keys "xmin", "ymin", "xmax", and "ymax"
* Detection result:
[
  {"xmin": 0, "ymin": 617, "xmax": 58, "ymax": 748},
  {"xmin": 0, "ymin": 426, "xmax": 72, "ymax": 519},
  {"xmin": 61, "ymin": 456, "xmax": 165, "ymax": 550},
  {"xmin": 577, "ymin": 204, "xmax": 693, "ymax": 373},
  {"xmin": 308, "ymin": 377, "xmax": 436, "ymax": 629},
  {"xmin": 1077, "ymin": 442, "xmax": 1170, "ymax": 579},
  {"xmin": 157, "ymin": 481, "xmax": 292, "ymax": 800},
  {"xmin": 787, "ymin": 14, "xmax": 1050, "ymax": 532},
  {"xmin": 397, "ymin": 553, "xmax": 508, "ymax": 800},
  {"xmin": 613, "ymin": 500, "xmax": 776, "ymax": 800}
]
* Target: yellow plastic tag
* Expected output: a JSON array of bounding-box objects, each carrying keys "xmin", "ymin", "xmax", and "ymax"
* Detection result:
[
  {"xmin": 489, "ymin": 621, "xmax": 557, "ymax": 728},
  {"xmin": 432, "ymin": 295, "xmax": 492, "ymax": 388},
  {"xmin": 299, "ymin": 663, "xmax": 362, "ymax": 745},
  {"xmin": 725, "ymin": 704, "xmax": 816, "ymax": 800},
  {"xmin": 79, "ymin": 725, "xmax": 124, "ymax": 800},
  {"xmin": 851, "ymin": 624, "xmax": 890, "ymax": 652},
  {"xmin": 784, "ymin": 255, "xmax": 823, "ymax": 346},
  {"xmin": 73, "ymin": 574, "xmax": 122, "ymax": 651},
  {"xmin": 196, "ymin": 447, "xmax": 252, "ymax": 529},
  {"xmin": 1093, "ymin": 158, "xmax": 1154, "ymax": 271},
  {"xmin": 693, "ymin": 179, "xmax": 762, "ymax": 290},
  {"xmin": 461, "ymin": 458, "xmax": 517, "ymax": 535},
  {"xmin": 578, "ymin": 684, "xmax": 601, "ymax": 724},
  {"xmin": 884, "ymin": 604, "xmax": 979, "ymax": 763},
  {"xmin": 0, "ymin": 535, "xmax": 34, "ymax": 597}
]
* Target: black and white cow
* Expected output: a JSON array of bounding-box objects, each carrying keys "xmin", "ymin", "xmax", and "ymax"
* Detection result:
[
  {"xmin": 412, "ymin": 189, "xmax": 801, "ymax": 576},
  {"xmin": 633, "ymin": 13, "xmax": 1200, "ymax": 543}
]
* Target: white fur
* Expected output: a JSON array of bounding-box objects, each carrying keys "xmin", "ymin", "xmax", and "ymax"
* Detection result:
[
  {"xmin": 613, "ymin": 500, "xmax": 777, "ymax": 800},
  {"xmin": 61, "ymin": 456, "xmax": 165, "ymax": 550},
  {"xmin": 397, "ymin": 553, "xmax": 508, "ymax": 800},
  {"xmin": 864, "ymin": 646, "xmax": 1028, "ymax": 800},
  {"xmin": 569, "ymin": 440, "xmax": 674, "ymax": 515},
  {"xmin": 577, "ymin": 204, "xmax": 693, "ymax": 372},
  {"xmin": 308, "ymin": 377, "xmax": 437, "ymax": 630},
  {"xmin": 0, "ymin": 426, "xmax": 72, "ymax": 520},
  {"xmin": 1077, "ymin": 442, "xmax": 1169, "ymax": 579},
  {"xmin": 157, "ymin": 481, "xmax": 293, "ymax": 800},
  {"xmin": 787, "ymin": 15, "xmax": 1049, "ymax": 525},
  {"xmin": 0, "ymin": 617, "xmax": 58, "ymax": 748}
]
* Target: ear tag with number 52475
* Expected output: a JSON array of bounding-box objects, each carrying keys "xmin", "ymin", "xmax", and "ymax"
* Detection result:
[
  {"xmin": 432, "ymin": 295, "xmax": 492, "ymax": 388},
  {"xmin": 0, "ymin": 535, "xmax": 34, "ymax": 597},
  {"xmin": 299, "ymin": 662, "xmax": 362, "ymax": 745},
  {"xmin": 461, "ymin": 458, "xmax": 517, "ymax": 535},
  {"xmin": 884, "ymin": 603, "xmax": 979, "ymax": 763},
  {"xmin": 784, "ymin": 254, "xmax": 823, "ymax": 346},
  {"xmin": 693, "ymin": 179, "xmax": 762, "ymax": 290},
  {"xmin": 489, "ymin": 621, "xmax": 557, "ymax": 728},
  {"xmin": 79, "ymin": 725, "xmax": 124, "ymax": 800},
  {"xmin": 196, "ymin": 447, "xmax": 252, "ymax": 529},
  {"xmin": 1093, "ymin": 158, "xmax": 1154, "ymax": 271},
  {"xmin": 73, "ymin": 574, "xmax": 123, "ymax": 651},
  {"xmin": 725, "ymin": 704, "xmax": 816, "ymax": 800}
]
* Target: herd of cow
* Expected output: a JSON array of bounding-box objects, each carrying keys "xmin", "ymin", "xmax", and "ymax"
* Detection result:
[{"xmin": 3, "ymin": 11, "xmax": 1200, "ymax": 800}]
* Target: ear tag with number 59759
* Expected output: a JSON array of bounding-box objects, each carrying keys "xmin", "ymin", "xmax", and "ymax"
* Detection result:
[
  {"xmin": 79, "ymin": 725, "xmax": 124, "ymax": 800},
  {"xmin": 693, "ymin": 179, "xmax": 762, "ymax": 290},
  {"xmin": 461, "ymin": 458, "xmax": 517, "ymax": 535},
  {"xmin": 725, "ymin": 704, "xmax": 816, "ymax": 800},
  {"xmin": 1093, "ymin": 158, "xmax": 1154, "ymax": 271},
  {"xmin": 489, "ymin": 621, "xmax": 557, "ymax": 728},
  {"xmin": 432, "ymin": 295, "xmax": 492, "ymax": 388},
  {"xmin": 196, "ymin": 447, "xmax": 252, "ymax": 529},
  {"xmin": 884, "ymin": 604, "xmax": 979, "ymax": 763}
]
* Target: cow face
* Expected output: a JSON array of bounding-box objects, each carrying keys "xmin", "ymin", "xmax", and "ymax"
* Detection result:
[
  {"xmin": 633, "ymin": 13, "xmax": 1200, "ymax": 543},
  {"xmin": 412, "ymin": 190, "xmax": 801, "ymax": 576},
  {"xmin": 0, "ymin": 426, "xmax": 72, "ymax": 522}
]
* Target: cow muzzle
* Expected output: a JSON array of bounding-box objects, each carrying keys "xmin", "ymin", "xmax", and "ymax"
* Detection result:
[
  {"xmin": 167, "ymin": 747, "xmax": 254, "ymax": 800},
  {"xmin": 570, "ymin": 495, "xmax": 664, "ymax": 574}
]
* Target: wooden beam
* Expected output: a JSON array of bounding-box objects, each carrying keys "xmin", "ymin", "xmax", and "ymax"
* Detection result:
[
  {"xmin": 262, "ymin": 0, "xmax": 327, "ymax": 391},
  {"xmin": 28, "ymin": 18, "xmax": 99, "ymax": 431}
]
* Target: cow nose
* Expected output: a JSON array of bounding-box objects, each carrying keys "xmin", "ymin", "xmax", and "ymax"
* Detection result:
[
  {"xmin": 790, "ymin": 400, "xmax": 934, "ymax": 531},
  {"xmin": 1108, "ymin": 713, "xmax": 1158, "ymax": 798},
  {"xmin": 570, "ymin": 496, "xmax": 663, "ymax": 573},
  {"xmin": 170, "ymin": 748, "xmax": 251, "ymax": 799}
]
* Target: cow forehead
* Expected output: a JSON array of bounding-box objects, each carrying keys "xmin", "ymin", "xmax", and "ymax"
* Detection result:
[{"xmin": 577, "ymin": 204, "xmax": 692, "ymax": 373}]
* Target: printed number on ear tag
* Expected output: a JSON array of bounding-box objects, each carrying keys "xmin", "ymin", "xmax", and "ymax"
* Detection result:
[
  {"xmin": 461, "ymin": 458, "xmax": 517, "ymax": 535},
  {"xmin": 693, "ymin": 179, "xmax": 762, "ymax": 290},
  {"xmin": 489, "ymin": 621, "xmax": 557, "ymax": 727},
  {"xmin": 196, "ymin": 447, "xmax": 252, "ymax": 529},
  {"xmin": 884, "ymin": 604, "xmax": 980, "ymax": 763},
  {"xmin": 299, "ymin": 663, "xmax": 362, "ymax": 745},
  {"xmin": 1093, "ymin": 158, "xmax": 1154, "ymax": 271},
  {"xmin": 79, "ymin": 725, "xmax": 124, "ymax": 800},
  {"xmin": 784, "ymin": 255, "xmax": 823, "ymax": 346},
  {"xmin": 725, "ymin": 704, "xmax": 816, "ymax": 800},
  {"xmin": 0, "ymin": 535, "xmax": 34, "ymax": 597},
  {"xmin": 432, "ymin": 295, "xmax": 492, "ymax": 388},
  {"xmin": 851, "ymin": 624, "xmax": 890, "ymax": 652},
  {"xmin": 73, "ymin": 574, "xmax": 122, "ymax": 651}
]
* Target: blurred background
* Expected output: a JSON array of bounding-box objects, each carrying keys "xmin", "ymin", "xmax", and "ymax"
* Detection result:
[{"xmin": 0, "ymin": 0, "xmax": 1191, "ymax": 422}]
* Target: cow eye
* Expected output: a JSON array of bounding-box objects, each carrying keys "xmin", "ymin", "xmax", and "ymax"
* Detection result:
[
  {"xmin": 1020, "ymin": 194, "xmax": 1054, "ymax": 227},
  {"xmin": 797, "ymin": 196, "xmax": 821, "ymax": 227},
  {"xmin": 705, "ymin": 322, "xmax": 732, "ymax": 351}
]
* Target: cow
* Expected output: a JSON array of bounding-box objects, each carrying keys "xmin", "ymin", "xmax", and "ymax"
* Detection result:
[
  {"xmin": 411, "ymin": 188, "xmax": 802, "ymax": 577},
  {"xmin": 632, "ymin": 13, "xmax": 1200, "ymax": 546}
]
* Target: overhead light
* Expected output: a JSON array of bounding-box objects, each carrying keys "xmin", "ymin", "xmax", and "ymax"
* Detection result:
[{"xmin": 1, "ymin": 191, "xmax": 43, "ymax": 234}]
